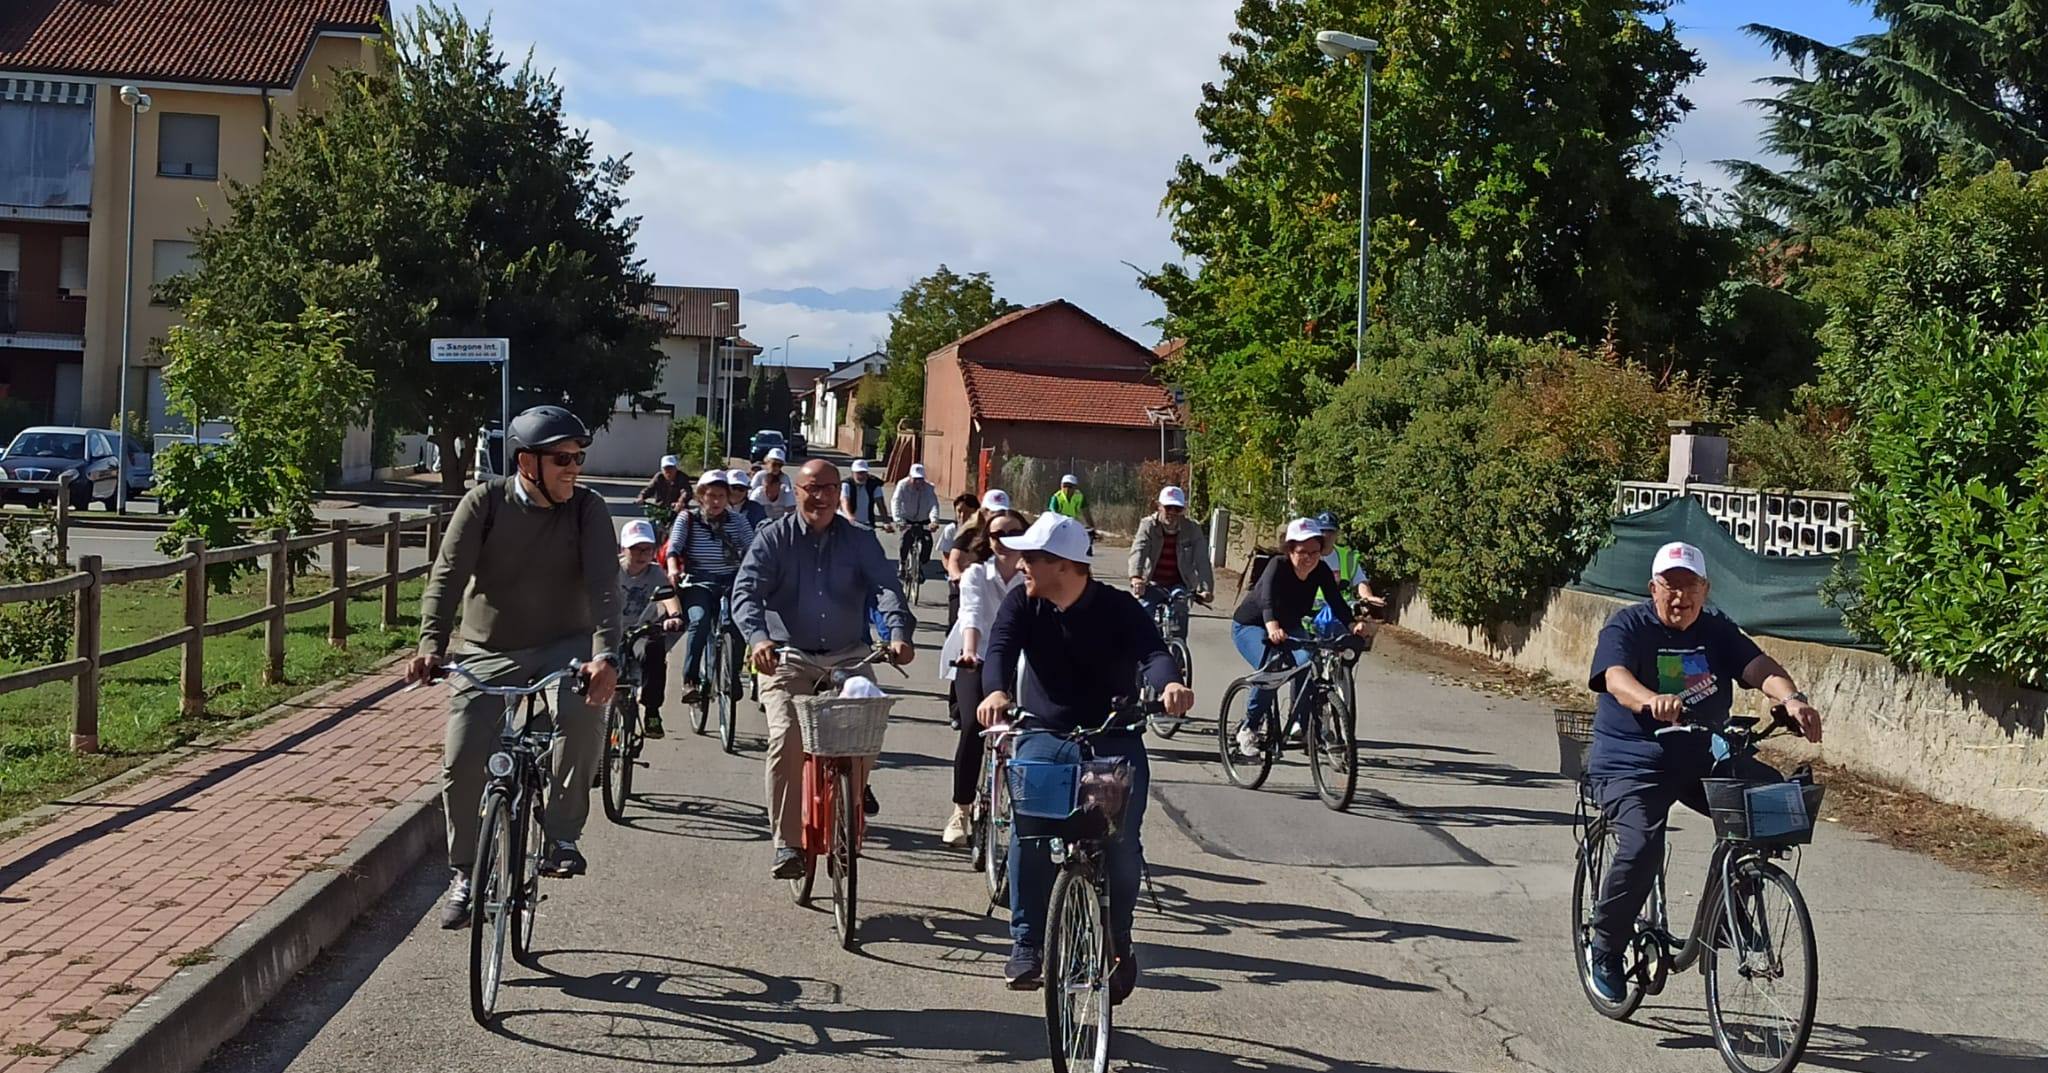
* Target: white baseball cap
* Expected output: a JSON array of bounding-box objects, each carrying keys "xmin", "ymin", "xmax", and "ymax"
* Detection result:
[
  {"xmin": 1653, "ymin": 541, "xmax": 1707, "ymax": 580},
  {"xmin": 659, "ymin": 454, "xmax": 679, "ymax": 469},
  {"xmin": 726, "ymin": 468, "xmax": 750, "ymax": 485},
  {"xmin": 695, "ymin": 469, "xmax": 724, "ymax": 488},
  {"xmin": 980, "ymin": 489, "xmax": 1012, "ymax": 511},
  {"xmin": 1060, "ymin": 473, "xmax": 1079, "ymax": 486},
  {"xmin": 1157, "ymin": 485, "xmax": 1188, "ymax": 508},
  {"xmin": 765, "ymin": 447, "xmax": 786, "ymax": 462},
  {"xmin": 1284, "ymin": 518, "xmax": 1322, "ymax": 545},
  {"xmin": 619, "ymin": 518, "xmax": 659, "ymax": 548},
  {"xmin": 909, "ymin": 463, "xmax": 926, "ymax": 479},
  {"xmin": 851, "ymin": 459, "xmax": 870, "ymax": 474},
  {"xmin": 1002, "ymin": 512, "xmax": 1093, "ymax": 563}
]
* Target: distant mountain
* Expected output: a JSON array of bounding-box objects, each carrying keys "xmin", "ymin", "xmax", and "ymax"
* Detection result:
[{"xmin": 750, "ymin": 286, "xmax": 900, "ymax": 313}]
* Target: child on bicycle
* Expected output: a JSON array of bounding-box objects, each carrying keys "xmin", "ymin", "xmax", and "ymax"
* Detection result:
[{"xmin": 617, "ymin": 519, "xmax": 685, "ymax": 737}]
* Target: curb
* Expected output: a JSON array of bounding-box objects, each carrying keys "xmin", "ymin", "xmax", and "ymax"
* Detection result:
[{"xmin": 51, "ymin": 787, "xmax": 444, "ymax": 1073}]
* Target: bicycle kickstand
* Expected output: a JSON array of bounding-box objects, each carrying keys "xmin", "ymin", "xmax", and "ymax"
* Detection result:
[{"xmin": 1142, "ymin": 862, "xmax": 1163, "ymax": 916}]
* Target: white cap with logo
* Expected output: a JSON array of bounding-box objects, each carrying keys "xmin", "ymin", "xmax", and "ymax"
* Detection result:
[
  {"xmin": 659, "ymin": 454, "xmax": 679, "ymax": 469},
  {"xmin": 1284, "ymin": 518, "xmax": 1323, "ymax": 544},
  {"xmin": 765, "ymin": 447, "xmax": 786, "ymax": 462},
  {"xmin": 909, "ymin": 463, "xmax": 926, "ymax": 479},
  {"xmin": 619, "ymin": 518, "xmax": 659, "ymax": 548},
  {"xmin": 1653, "ymin": 541, "xmax": 1707, "ymax": 580},
  {"xmin": 851, "ymin": 459, "xmax": 870, "ymax": 474},
  {"xmin": 1001, "ymin": 512, "xmax": 1093, "ymax": 563},
  {"xmin": 1060, "ymin": 473, "xmax": 1079, "ymax": 487},
  {"xmin": 1158, "ymin": 485, "xmax": 1188, "ymax": 508},
  {"xmin": 980, "ymin": 489, "xmax": 1012, "ymax": 511}
]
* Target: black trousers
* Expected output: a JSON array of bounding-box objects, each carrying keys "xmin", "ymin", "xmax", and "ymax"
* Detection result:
[
  {"xmin": 1590, "ymin": 755, "xmax": 1779, "ymax": 958},
  {"xmin": 630, "ymin": 632, "xmax": 669, "ymax": 715},
  {"xmin": 950, "ymin": 671, "xmax": 988, "ymax": 806}
]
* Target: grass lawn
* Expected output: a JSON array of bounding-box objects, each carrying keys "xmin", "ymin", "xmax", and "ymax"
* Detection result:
[{"xmin": 0, "ymin": 573, "xmax": 425, "ymax": 824}]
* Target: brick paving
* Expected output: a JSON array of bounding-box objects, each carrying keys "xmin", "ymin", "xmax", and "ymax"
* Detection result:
[{"xmin": 0, "ymin": 671, "xmax": 443, "ymax": 1072}]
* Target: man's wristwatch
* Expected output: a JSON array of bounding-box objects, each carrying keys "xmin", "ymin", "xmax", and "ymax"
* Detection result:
[{"xmin": 1787, "ymin": 690, "xmax": 1810, "ymax": 706}]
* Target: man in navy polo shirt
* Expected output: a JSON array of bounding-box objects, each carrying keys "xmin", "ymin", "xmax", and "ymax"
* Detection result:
[{"xmin": 1584, "ymin": 540, "xmax": 1823, "ymax": 1002}]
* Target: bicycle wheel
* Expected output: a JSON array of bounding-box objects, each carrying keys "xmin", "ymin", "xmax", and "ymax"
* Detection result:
[
  {"xmin": 1704, "ymin": 858, "xmax": 1818, "ymax": 1073},
  {"xmin": 982, "ymin": 752, "xmax": 1011, "ymax": 905},
  {"xmin": 1571, "ymin": 817, "xmax": 1647, "ymax": 1019},
  {"xmin": 717, "ymin": 629, "xmax": 743, "ymax": 754},
  {"xmin": 467, "ymin": 791, "xmax": 512, "ymax": 1025},
  {"xmin": 831, "ymin": 765, "xmax": 861, "ymax": 949},
  {"xmin": 1306, "ymin": 686, "xmax": 1358, "ymax": 811},
  {"xmin": 1044, "ymin": 866, "xmax": 1111, "ymax": 1073},
  {"xmin": 690, "ymin": 641, "xmax": 711, "ymax": 735},
  {"xmin": 1215, "ymin": 680, "xmax": 1273, "ymax": 790},
  {"xmin": 1147, "ymin": 641, "xmax": 1192, "ymax": 739},
  {"xmin": 901, "ymin": 557, "xmax": 921, "ymax": 607},
  {"xmin": 511, "ymin": 787, "xmax": 546, "ymax": 968},
  {"xmin": 600, "ymin": 698, "xmax": 633, "ymax": 823}
]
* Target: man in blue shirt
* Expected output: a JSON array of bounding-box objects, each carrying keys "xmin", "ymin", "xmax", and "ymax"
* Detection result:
[
  {"xmin": 1585, "ymin": 541, "xmax": 1822, "ymax": 1002},
  {"xmin": 735, "ymin": 458, "xmax": 915, "ymax": 880},
  {"xmin": 976, "ymin": 513, "xmax": 1194, "ymax": 1003}
]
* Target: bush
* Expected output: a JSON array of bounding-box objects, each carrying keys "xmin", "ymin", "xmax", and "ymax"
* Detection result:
[
  {"xmin": 0, "ymin": 515, "xmax": 70, "ymax": 665},
  {"xmin": 1137, "ymin": 461, "xmax": 1189, "ymax": 511},
  {"xmin": 999, "ymin": 456, "xmax": 1144, "ymax": 535},
  {"xmin": 667, "ymin": 416, "xmax": 716, "ymax": 469},
  {"xmin": 1728, "ymin": 388, "xmax": 1854, "ymax": 491},
  {"xmin": 1844, "ymin": 316, "xmax": 2048, "ymax": 688},
  {"xmin": 1295, "ymin": 328, "xmax": 1723, "ymax": 627}
]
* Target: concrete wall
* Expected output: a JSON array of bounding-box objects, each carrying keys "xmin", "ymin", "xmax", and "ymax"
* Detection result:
[
  {"xmin": 585, "ymin": 408, "xmax": 671, "ymax": 477},
  {"xmin": 1390, "ymin": 584, "xmax": 2048, "ymax": 836}
]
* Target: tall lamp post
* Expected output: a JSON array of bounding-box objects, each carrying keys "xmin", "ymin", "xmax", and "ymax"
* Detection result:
[
  {"xmin": 721, "ymin": 323, "xmax": 746, "ymax": 460},
  {"xmin": 1314, "ymin": 30, "xmax": 1378, "ymax": 374},
  {"xmin": 115, "ymin": 85, "xmax": 152, "ymax": 514},
  {"xmin": 704, "ymin": 301, "xmax": 730, "ymax": 468},
  {"xmin": 782, "ymin": 333, "xmax": 799, "ymax": 369}
]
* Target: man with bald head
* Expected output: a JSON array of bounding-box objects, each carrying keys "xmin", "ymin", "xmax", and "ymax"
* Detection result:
[{"xmin": 733, "ymin": 458, "xmax": 916, "ymax": 879}]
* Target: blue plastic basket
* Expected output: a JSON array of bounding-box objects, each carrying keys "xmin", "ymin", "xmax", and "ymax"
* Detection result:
[{"xmin": 1007, "ymin": 759, "xmax": 1079, "ymax": 820}]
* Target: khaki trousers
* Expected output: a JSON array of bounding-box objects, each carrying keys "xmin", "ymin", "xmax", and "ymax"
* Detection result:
[
  {"xmin": 760, "ymin": 643, "xmax": 877, "ymax": 849},
  {"xmin": 441, "ymin": 636, "xmax": 601, "ymax": 872}
]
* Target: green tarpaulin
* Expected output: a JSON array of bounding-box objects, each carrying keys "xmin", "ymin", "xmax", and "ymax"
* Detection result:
[{"xmin": 1570, "ymin": 496, "xmax": 1870, "ymax": 648}]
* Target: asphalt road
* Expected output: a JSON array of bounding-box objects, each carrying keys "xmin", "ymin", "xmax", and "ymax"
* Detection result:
[{"xmin": 196, "ymin": 547, "xmax": 2048, "ymax": 1073}]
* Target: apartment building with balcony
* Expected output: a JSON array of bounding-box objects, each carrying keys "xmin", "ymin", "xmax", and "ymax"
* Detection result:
[{"xmin": 0, "ymin": 0, "xmax": 386, "ymax": 433}]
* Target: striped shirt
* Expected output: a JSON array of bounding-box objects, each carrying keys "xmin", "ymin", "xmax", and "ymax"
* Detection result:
[{"xmin": 666, "ymin": 508, "xmax": 756, "ymax": 578}]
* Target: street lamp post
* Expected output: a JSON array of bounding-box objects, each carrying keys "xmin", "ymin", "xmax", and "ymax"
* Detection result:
[
  {"xmin": 1315, "ymin": 30, "xmax": 1378, "ymax": 374},
  {"xmin": 721, "ymin": 323, "xmax": 746, "ymax": 460},
  {"xmin": 115, "ymin": 85, "xmax": 152, "ymax": 514},
  {"xmin": 782, "ymin": 333, "xmax": 799, "ymax": 369},
  {"xmin": 705, "ymin": 301, "xmax": 730, "ymax": 468}
]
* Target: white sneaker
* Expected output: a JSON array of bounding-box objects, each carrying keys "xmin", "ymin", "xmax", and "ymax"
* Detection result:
[
  {"xmin": 1235, "ymin": 725, "xmax": 1263, "ymax": 758},
  {"xmin": 941, "ymin": 806, "xmax": 971, "ymax": 846}
]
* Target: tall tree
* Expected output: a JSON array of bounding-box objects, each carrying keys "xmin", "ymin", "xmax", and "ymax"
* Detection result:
[
  {"xmin": 162, "ymin": 4, "xmax": 663, "ymax": 491},
  {"xmin": 1729, "ymin": 1, "xmax": 2048, "ymax": 232},
  {"xmin": 1150, "ymin": 0, "xmax": 1730, "ymax": 511},
  {"xmin": 880, "ymin": 266, "xmax": 1020, "ymax": 432}
]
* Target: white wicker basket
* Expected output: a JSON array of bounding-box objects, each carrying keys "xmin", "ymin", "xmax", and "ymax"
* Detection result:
[{"xmin": 794, "ymin": 694, "xmax": 896, "ymax": 757}]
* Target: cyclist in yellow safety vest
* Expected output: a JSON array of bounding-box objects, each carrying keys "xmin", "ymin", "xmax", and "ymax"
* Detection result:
[
  {"xmin": 1046, "ymin": 474, "xmax": 1095, "ymax": 531},
  {"xmin": 1310, "ymin": 511, "xmax": 1383, "ymax": 636}
]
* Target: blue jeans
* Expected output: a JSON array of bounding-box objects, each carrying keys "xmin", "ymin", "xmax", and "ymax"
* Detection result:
[
  {"xmin": 1137, "ymin": 584, "xmax": 1190, "ymax": 639},
  {"xmin": 1229, "ymin": 622, "xmax": 1307, "ymax": 727},
  {"xmin": 680, "ymin": 576, "xmax": 734, "ymax": 684},
  {"xmin": 1008, "ymin": 731, "xmax": 1149, "ymax": 953}
]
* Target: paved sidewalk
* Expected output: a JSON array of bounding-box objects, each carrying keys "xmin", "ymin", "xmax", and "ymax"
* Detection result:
[{"xmin": 0, "ymin": 671, "xmax": 441, "ymax": 1072}]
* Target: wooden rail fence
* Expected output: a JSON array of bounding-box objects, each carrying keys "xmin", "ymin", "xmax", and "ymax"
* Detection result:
[{"xmin": 0, "ymin": 509, "xmax": 446, "ymax": 753}]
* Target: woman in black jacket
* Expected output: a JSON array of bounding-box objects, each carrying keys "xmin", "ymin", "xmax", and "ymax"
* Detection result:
[{"xmin": 1228, "ymin": 518, "xmax": 1369, "ymax": 757}]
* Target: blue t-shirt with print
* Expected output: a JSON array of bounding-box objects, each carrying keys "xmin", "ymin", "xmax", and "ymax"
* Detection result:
[{"xmin": 1586, "ymin": 601, "xmax": 1764, "ymax": 779}]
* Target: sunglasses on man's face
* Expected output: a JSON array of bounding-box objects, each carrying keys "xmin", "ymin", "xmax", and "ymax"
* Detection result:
[{"xmin": 542, "ymin": 450, "xmax": 586, "ymax": 468}]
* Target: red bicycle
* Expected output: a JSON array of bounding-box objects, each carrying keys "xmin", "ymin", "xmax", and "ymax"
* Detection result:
[{"xmin": 782, "ymin": 646, "xmax": 901, "ymax": 949}]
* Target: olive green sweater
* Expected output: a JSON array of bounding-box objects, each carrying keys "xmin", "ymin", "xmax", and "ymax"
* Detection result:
[{"xmin": 417, "ymin": 479, "xmax": 622, "ymax": 660}]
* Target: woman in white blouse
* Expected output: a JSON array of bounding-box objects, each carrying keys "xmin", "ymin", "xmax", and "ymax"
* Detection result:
[{"xmin": 937, "ymin": 509, "xmax": 1029, "ymax": 846}]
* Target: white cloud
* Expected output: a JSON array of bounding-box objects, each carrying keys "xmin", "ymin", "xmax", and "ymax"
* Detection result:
[
  {"xmin": 740, "ymin": 302, "xmax": 892, "ymax": 367},
  {"xmin": 1658, "ymin": 35, "xmax": 1793, "ymax": 193}
]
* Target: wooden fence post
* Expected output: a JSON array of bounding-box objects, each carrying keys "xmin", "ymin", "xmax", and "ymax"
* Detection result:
[
  {"xmin": 181, "ymin": 537, "xmax": 206, "ymax": 718},
  {"xmin": 53, "ymin": 492, "xmax": 69, "ymax": 566},
  {"xmin": 425, "ymin": 505, "xmax": 444, "ymax": 563},
  {"xmin": 382, "ymin": 512, "xmax": 401, "ymax": 629},
  {"xmin": 265, "ymin": 528, "xmax": 287, "ymax": 685},
  {"xmin": 71, "ymin": 554, "xmax": 101, "ymax": 754},
  {"xmin": 329, "ymin": 521, "xmax": 350, "ymax": 648}
]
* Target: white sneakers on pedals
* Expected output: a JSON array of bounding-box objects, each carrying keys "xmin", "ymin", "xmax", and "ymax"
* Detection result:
[{"xmin": 1235, "ymin": 725, "xmax": 1263, "ymax": 759}]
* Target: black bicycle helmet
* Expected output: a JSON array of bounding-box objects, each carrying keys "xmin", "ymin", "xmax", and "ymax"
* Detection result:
[{"xmin": 507, "ymin": 405, "xmax": 592, "ymax": 454}]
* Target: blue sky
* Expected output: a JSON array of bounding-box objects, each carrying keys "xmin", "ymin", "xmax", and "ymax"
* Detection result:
[{"xmin": 397, "ymin": 1, "xmax": 1881, "ymax": 368}]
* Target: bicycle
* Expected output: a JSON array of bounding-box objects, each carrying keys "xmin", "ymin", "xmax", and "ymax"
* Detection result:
[
  {"xmin": 1559, "ymin": 705, "xmax": 1825, "ymax": 1073},
  {"xmin": 1005, "ymin": 698, "xmax": 1161, "ymax": 1073},
  {"xmin": 782, "ymin": 645, "xmax": 903, "ymax": 949},
  {"xmin": 599, "ymin": 617, "xmax": 670, "ymax": 824},
  {"xmin": 416, "ymin": 661, "xmax": 583, "ymax": 1026},
  {"xmin": 680, "ymin": 578, "xmax": 746, "ymax": 753},
  {"xmin": 1135, "ymin": 587, "xmax": 1197, "ymax": 738},
  {"xmin": 970, "ymin": 700, "xmax": 1018, "ymax": 907},
  {"xmin": 1216, "ymin": 631, "xmax": 1368, "ymax": 811},
  {"xmin": 898, "ymin": 521, "xmax": 932, "ymax": 607}
]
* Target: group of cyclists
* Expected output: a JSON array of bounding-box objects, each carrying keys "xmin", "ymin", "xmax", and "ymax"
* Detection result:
[{"xmin": 404, "ymin": 403, "xmax": 1829, "ymax": 1052}]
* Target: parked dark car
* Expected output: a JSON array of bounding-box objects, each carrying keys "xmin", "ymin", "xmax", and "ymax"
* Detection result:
[
  {"xmin": 784, "ymin": 430, "xmax": 808, "ymax": 459},
  {"xmin": 0, "ymin": 426, "xmax": 123, "ymax": 508},
  {"xmin": 748, "ymin": 429, "xmax": 788, "ymax": 463}
]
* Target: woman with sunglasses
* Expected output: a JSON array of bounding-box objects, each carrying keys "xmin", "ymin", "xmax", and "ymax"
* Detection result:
[{"xmin": 935, "ymin": 507, "xmax": 1030, "ymax": 845}]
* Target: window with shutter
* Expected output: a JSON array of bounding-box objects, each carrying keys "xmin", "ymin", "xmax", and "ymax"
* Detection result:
[
  {"xmin": 156, "ymin": 114, "xmax": 219, "ymax": 179},
  {"xmin": 59, "ymin": 236, "xmax": 87, "ymax": 293}
]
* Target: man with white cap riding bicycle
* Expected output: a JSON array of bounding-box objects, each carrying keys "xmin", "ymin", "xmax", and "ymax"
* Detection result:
[
  {"xmin": 1129, "ymin": 484, "xmax": 1212, "ymax": 637},
  {"xmin": 636, "ymin": 454, "xmax": 689, "ymax": 517},
  {"xmin": 1046, "ymin": 473, "xmax": 1095, "ymax": 531},
  {"xmin": 750, "ymin": 447, "xmax": 788, "ymax": 492},
  {"xmin": 892, "ymin": 462, "xmax": 941, "ymax": 579},
  {"xmin": 840, "ymin": 458, "xmax": 890, "ymax": 530}
]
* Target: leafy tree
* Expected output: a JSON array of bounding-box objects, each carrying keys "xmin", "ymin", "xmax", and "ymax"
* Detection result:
[
  {"xmin": 162, "ymin": 3, "xmax": 663, "ymax": 493},
  {"xmin": 1152, "ymin": 0, "xmax": 1734, "ymax": 513},
  {"xmin": 880, "ymin": 266, "xmax": 1019, "ymax": 431},
  {"xmin": 1730, "ymin": 2, "xmax": 2048, "ymax": 232}
]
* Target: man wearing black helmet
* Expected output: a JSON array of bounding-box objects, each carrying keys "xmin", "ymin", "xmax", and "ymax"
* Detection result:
[{"xmin": 406, "ymin": 405, "xmax": 624, "ymax": 929}]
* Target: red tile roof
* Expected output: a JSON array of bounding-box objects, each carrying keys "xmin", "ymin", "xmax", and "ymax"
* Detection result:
[
  {"xmin": 0, "ymin": 0, "xmax": 388, "ymax": 89},
  {"xmin": 957, "ymin": 361, "xmax": 1176, "ymax": 430},
  {"xmin": 641, "ymin": 286, "xmax": 741, "ymax": 338}
]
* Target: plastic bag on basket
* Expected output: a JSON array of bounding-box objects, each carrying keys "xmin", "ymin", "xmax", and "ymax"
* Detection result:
[
  {"xmin": 839, "ymin": 676, "xmax": 886, "ymax": 699},
  {"xmin": 1078, "ymin": 760, "xmax": 1132, "ymax": 826}
]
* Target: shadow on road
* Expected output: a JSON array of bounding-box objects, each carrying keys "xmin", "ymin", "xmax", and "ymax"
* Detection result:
[
  {"xmin": 622, "ymin": 793, "xmax": 768, "ymax": 843},
  {"xmin": 1635, "ymin": 1011, "xmax": 2048, "ymax": 1073}
]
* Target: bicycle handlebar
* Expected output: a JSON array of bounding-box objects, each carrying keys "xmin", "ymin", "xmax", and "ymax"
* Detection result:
[
  {"xmin": 1010, "ymin": 697, "xmax": 1165, "ymax": 739},
  {"xmin": 417, "ymin": 661, "xmax": 585, "ymax": 697},
  {"xmin": 1644, "ymin": 703, "xmax": 1803, "ymax": 741}
]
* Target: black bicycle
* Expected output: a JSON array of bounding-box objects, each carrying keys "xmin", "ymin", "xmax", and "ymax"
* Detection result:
[
  {"xmin": 1006, "ymin": 699, "xmax": 1161, "ymax": 1073},
  {"xmin": 422, "ymin": 661, "xmax": 583, "ymax": 1026},
  {"xmin": 1216, "ymin": 632, "xmax": 1367, "ymax": 810},
  {"xmin": 899, "ymin": 521, "xmax": 933, "ymax": 607},
  {"xmin": 682, "ymin": 579, "xmax": 746, "ymax": 753},
  {"xmin": 1137, "ymin": 587, "xmax": 1196, "ymax": 738},
  {"xmin": 1561, "ymin": 706, "xmax": 1824, "ymax": 1073},
  {"xmin": 600, "ymin": 616, "xmax": 670, "ymax": 824}
]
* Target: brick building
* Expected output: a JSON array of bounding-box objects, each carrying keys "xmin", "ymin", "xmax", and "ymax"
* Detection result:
[{"xmin": 920, "ymin": 299, "xmax": 1179, "ymax": 500}]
